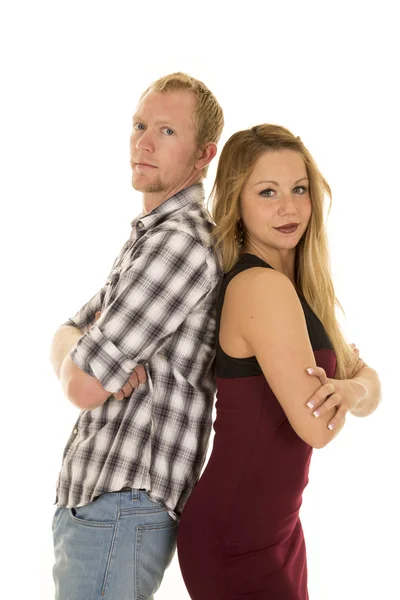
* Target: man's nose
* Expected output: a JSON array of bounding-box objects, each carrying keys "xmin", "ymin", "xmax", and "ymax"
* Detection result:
[{"xmin": 135, "ymin": 129, "xmax": 155, "ymax": 153}]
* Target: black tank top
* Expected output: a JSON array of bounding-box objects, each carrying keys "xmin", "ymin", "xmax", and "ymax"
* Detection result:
[{"xmin": 216, "ymin": 253, "xmax": 334, "ymax": 378}]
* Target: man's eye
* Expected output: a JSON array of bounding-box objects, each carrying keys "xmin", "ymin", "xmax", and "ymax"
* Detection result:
[
  {"xmin": 294, "ymin": 186, "xmax": 307, "ymax": 194},
  {"xmin": 134, "ymin": 123, "xmax": 145, "ymax": 131},
  {"xmin": 260, "ymin": 188, "xmax": 275, "ymax": 198}
]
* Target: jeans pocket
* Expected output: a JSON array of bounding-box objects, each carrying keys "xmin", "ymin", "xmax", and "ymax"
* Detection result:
[
  {"xmin": 136, "ymin": 519, "xmax": 178, "ymax": 600},
  {"xmin": 69, "ymin": 504, "xmax": 115, "ymax": 529}
]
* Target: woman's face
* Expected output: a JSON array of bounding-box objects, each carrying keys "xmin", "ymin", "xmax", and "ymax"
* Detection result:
[{"xmin": 240, "ymin": 150, "xmax": 312, "ymax": 254}]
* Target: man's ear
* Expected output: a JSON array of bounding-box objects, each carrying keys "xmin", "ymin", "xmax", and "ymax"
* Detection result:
[{"xmin": 195, "ymin": 142, "xmax": 218, "ymax": 171}]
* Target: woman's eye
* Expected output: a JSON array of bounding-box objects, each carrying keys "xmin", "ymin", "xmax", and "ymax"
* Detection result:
[
  {"xmin": 294, "ymin": 186, "xmax": 307, "ymax": 194},
  {"xmin": 133, "ymin": 123, "xmax": 145, "ymax": 131},
  {"xmin": 260, "ymin": 188, "xmax": 275, "ymax": 198},
  {"xmin": 162, "ymin": 127, "xmax": 174, "ymax": 136}
]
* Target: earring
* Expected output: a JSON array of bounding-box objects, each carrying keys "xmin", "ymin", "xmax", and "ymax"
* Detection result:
[{"xmin": 234, "ymin": 220, "xmax": 244, "ymax": 249}]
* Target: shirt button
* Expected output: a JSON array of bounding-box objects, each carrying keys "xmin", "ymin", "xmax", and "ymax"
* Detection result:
[
  {"xmin": 137, "ymin": 221, "xmax": 144, "ymax": 229},
  {"xmin": 73, "ymin": 428, "xmax": 78, "ymax": 435}
]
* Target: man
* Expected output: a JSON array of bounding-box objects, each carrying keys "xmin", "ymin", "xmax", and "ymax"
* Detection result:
[{"xmin": 50, "ymin": 72, "xmax": 224, "ymax": 600}]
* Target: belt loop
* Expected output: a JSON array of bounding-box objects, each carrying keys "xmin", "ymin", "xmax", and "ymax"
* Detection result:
[{"xmin": 131, "ymin": 488, "xmax": 139, "ymax": 501}]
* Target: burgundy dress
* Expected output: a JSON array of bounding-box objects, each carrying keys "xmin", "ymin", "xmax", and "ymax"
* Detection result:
[{"xmin": 177, "ymin": 254, "xmax": 337, "ymax": 600}]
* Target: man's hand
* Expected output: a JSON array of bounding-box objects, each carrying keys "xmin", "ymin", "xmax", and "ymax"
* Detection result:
[
  {"xmin": 90, "ymin": 311, "xmax": 148, "ymax": 401},
  {"xmin": 113, "ymin": 365, "xmax": 147, "ymax": 401},
  {"xmin": 304, "ymin": 344, "xmax": 366, "ymax": 430}
]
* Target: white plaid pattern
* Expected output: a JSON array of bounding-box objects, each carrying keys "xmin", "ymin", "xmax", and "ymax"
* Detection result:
[{"xmin": 56, "ymin": 184, "xmax": 222, "ymax": 519}]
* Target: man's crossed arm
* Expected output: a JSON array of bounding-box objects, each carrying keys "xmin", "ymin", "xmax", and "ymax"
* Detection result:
[{"xmin": 50, "ymin": 321, "xmax": 146, "ymax": 411}]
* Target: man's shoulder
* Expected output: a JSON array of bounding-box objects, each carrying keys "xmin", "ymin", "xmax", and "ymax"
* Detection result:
[
  {"xmin": 142, "ymin": 220, "xmax": 221, "ymax": 289},
  {"xmin": 153, "ymin": 206, "xmax": 215, "ymax": 254}
]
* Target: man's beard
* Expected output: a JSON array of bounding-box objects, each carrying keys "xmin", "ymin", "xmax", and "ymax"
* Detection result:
[{"xmin": 131, "ymin": 175, "xmax": 165, "ymax": 194}]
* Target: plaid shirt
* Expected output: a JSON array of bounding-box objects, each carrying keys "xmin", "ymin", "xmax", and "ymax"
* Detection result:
[{"xmin": 56, "ymin": 183, "xmax": 222, "ymax": 519}]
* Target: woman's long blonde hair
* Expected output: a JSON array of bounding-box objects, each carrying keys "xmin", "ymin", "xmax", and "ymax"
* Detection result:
[{"xmin": 209, "ymin": 124, "xmax": 352, "ymax": 379}]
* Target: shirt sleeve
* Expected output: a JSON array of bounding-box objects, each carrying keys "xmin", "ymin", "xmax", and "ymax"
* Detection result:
[
  {"xmin": 64, "ymin": 289, "xmax": 105, "ymax": 331},
  {"xmin": 69, "ymin": 229, "xmax": 212, "ymax": 393}
]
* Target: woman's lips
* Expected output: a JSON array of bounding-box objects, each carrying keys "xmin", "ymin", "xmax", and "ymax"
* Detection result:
[{"xmin": 274, "ymin": 224, "xmax": 299, "ymax": 234}]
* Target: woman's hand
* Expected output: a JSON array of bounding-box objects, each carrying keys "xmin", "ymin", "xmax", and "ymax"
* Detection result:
[
  {"xmin": 343, "ymin": 343, "xmax": 367, "ymax": 378},
  {"xmin": 305, "ymin": 344, "xmax": 366, "ymax": 430}
]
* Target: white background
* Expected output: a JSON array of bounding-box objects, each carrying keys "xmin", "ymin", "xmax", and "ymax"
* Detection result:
[{"xmin": 1, "ymin": 1, "xmax": 398, "ymax": 598}]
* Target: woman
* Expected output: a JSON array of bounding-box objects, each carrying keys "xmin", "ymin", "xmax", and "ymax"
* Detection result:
[{"xmin": 177, "ymin": 125, "xmax": 381, "ymax": 599}]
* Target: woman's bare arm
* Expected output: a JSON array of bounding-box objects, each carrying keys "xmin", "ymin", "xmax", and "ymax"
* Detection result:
[{"xmin": 237, "ymin": 267, "xmax": 345, "ymax": 449}]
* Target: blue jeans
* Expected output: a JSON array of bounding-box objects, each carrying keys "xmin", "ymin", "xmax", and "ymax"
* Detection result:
[{"xmin": 52, "ymin": 489, "xmax": 178, "ymax": 600}]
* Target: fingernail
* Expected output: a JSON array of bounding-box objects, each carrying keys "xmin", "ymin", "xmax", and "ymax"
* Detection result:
[
  {"xmin": 313, "ymin": 410, "xmax": 320, "ymax": 418},
  {"xmin": 307, "ymin": 401, "xmax": 315, "ymax": 409},
  {"xmin": 306, "ymin": 368, "xmax": 314, "ymax": 374},
  {"xmin": 328, "ymin": 423, "xmax": 334, "ymax": 430}
]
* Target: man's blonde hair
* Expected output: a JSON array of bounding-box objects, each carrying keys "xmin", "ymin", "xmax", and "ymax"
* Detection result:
[{"xmin": 140, "ymin": 72, "xmax": 224, "ymax": 176}]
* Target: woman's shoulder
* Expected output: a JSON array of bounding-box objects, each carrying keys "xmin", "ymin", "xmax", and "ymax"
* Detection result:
[{"xmin": 222, "ymin": 257, "xmax": 297, "ymax": 322}]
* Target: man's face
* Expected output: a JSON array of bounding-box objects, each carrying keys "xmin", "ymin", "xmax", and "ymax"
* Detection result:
[{"xmin": 130, "ymin": 90, "xmax": 200, "ymax": 195}]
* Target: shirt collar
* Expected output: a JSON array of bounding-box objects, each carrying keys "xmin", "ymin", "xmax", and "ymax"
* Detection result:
[{"xmin": 130, "ymin": 183, "xmax": 205, "ymax": 232}]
